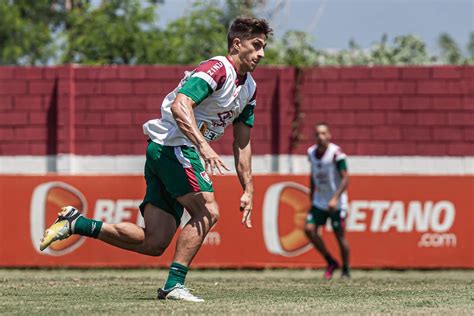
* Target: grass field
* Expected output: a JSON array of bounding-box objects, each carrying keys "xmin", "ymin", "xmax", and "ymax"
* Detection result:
[{"xmin": 1, "ymin": 269, "xmax": 472, "ymax": 315}]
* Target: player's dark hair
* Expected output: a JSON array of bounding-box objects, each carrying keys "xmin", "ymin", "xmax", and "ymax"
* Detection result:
[
  {"xmin": 315, "ymin": 122, "xmax": 330, "ymax": 130},
  {"xmin": 228, "ymin": 17, "xmax": 273, "ymax": 50}
]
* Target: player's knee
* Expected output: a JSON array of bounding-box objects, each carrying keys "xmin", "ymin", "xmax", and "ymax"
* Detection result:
[
  {"xmin": 143, "ymin": 240, "xmax": 169, "ymax": 257},
  {"xmin": 336, "ymin": 233, "xmax": 348, "ymax": 246},
  {"xmin": 208, "ymin": 206, "xmax": 220, "ymax": 225},
  {"xmin": 144, "ymin": 245, "xmax": 166, "ymax": 257}
]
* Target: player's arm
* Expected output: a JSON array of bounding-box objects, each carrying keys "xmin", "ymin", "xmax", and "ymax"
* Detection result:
[
  {"xmin": 170, "ymin": 94, "xmax": 229, "ymax": 175},
  {"xmin": 171, "ymin": 60, "xmax": 229, "ymax": 174},
  {"xmin": 328, "ymin": 158, "xmax": 349, "ymax": 211},
  {"xmin": 310, "ymin": 175, "xmax": 315, "ymax": 203},
  {"xmin": 233, "ymin": 121, "xmax": 253, "ymax": 228}
]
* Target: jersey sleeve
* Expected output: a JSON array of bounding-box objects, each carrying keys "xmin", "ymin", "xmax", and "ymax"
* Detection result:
[
  {"xmin": 334, "ymin": 148, "xmax": 348, "ymax": 171},
  {"xmin": 178, "ymin": 59, "xmax": 227, "ymax": 105},
  {"xmin": 233, "ymin": 88, "xmax": 256, "ymax": 127}
]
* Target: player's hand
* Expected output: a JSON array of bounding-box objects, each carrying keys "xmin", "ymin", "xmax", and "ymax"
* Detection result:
[
  {"xmin": 240, "ymin": 191, "xmax": 253, "ymax": 228},
  {"xmin": 198, "ymin": 143, "xmax": 230, "ymax": 175},
  {"xmin": 328, "ymin": 197, "xmax": 338, "ymax": 213}
]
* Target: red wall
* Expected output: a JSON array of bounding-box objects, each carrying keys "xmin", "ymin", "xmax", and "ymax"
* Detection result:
[{"xmin": 0, "ymin": 65, "xmax": 472, "ymax": 156}]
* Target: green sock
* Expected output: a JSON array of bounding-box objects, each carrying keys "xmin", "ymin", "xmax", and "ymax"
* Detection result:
[
  {"xmin": 164, "ymin": 262, "xmax": 188, "ymax": 290},
  {"xmin": 73, "ymin": 216, "xmax": 103, "ymax": 238}
]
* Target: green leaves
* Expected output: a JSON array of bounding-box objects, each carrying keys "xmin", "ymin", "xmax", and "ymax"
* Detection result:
[
  {"xmin": 62, "ymin": 0, "xmax": 161, "ymax": 65},
  {"xmin": 157, "ymin": 1, "xmax": 227, "ymax": 65},
  {"xmin": 0, "ymin": 0, "xmax": 58, "ymax": 65},
  {"xmin": 0, "ymin": 1, "xmax": 472, "ymax": 66}
]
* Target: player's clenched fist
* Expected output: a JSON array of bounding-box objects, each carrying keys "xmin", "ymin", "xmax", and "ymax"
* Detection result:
[{"xmin": 240, "ymin": 191, "xmax": 253, "ymax": 228}]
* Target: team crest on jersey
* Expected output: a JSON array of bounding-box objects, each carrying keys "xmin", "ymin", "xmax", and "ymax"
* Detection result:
[{"xmin": 200, "ymin": 171, "xmax": 212, "ymax": 184}]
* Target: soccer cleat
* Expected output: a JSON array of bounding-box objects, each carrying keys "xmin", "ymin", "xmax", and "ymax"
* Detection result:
[
  {"xmin": 324, "ymin": 261, "xmax": 339, "ymax": 280},
  {"xmin": 39, "ymin": 206, "xmax": 82, "ymax": 251},
  {"xmin": 157, "ymin": 284, "xmax": 205, "ymax": 302}
]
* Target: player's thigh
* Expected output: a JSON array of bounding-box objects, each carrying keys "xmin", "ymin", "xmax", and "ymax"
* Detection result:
[
  {"xmin": 307, "ymin": 206, "xmax": 328, "ymax": 226},
  {"xmin": 157, "ymin": 144, "xmax": 214, "ymax": 199},
  {"xmin": 330, "ymin": 209, "xmax": 347, "ymax": 237},
  {"xmin": 142, "ymin": 203, "xmax": 177, "ymax": 248}
]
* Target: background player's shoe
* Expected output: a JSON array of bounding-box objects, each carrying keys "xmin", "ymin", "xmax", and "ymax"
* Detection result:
[
  {"xmin": 39, "ymin": 206, "xmax": 82, "ymax": 251},
  {"xmin": 157, "ymin": 284, "xmax": 204, "ymax": 302},
  {"xmin": 324, "ymin": 261, "xmax": 339, "ymax": 280},
  {"xmin": 341, "ymin": 269, "xmax": 351, "ymax": 279}
]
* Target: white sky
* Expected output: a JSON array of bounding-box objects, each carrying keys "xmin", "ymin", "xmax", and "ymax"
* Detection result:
[{"xmin": 156, "ymin": 0, "xmax": 474, "ymax": 54}]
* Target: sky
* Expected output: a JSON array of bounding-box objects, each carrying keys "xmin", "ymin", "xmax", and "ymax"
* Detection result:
[{"xmin": 155, "ymin": 0, "xmax": 474, "ymax": 55}]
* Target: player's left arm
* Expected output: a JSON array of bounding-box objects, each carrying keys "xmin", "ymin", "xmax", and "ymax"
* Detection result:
[
  {"xmin": 233, "ymin": 121, "xmax": 254, "ymax": 229},
  {"xmin": 328, "ymin": 157, "xmax": 349, "ymax": 211}
]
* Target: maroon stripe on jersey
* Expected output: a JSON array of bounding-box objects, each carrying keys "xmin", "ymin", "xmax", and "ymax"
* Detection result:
[{"xmin": 195, "ymin": 59, "xmax": 227, "ymax": 90}]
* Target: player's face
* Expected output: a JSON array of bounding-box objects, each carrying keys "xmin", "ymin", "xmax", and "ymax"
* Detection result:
[
  {"xmin": 237, "ymin": 34, "xmax": 267, "ymax": 72},
  {"xmin": 315, "ymin": 125, "xmax": 331, "ymax": 147}
]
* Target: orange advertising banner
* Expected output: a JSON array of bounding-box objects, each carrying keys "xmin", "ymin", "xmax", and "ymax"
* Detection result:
[{"xmin": 0, "ymin": 175, "xmax": 472, "ymax": 268}]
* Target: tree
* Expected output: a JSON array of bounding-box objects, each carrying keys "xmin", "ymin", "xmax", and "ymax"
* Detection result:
[
  {"xmin": 369, "ymin": 34, "xmax": 393, "ymax": 65},
  {"xmin": 61, "ymin": 0, "xmax": 161, "ymax": 64},
  {"xmin": 389, "ymin": 35, "xmax": 432, "ymax": 65},
  {"xmin": 0, "ymin": 0, "xmax": 60, "ymax": 65},
  {"xmin": 438, "ymin": 33, "xmax": 463, "ymax": 64},
  {"xmin": 221, "ymin": 0, "xmax": 266, "ymax": 27},
  {"xmin": 466, "ymin": 32, "xmax": 474, "ymax": 64},
  {"xmin": 158, "ymin": 1, "xmax": 227, "ymax": 65}
]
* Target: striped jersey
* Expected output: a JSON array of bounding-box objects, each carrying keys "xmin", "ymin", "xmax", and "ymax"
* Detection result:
[
  {"xmin": 308, "ymin": 143, "xmax": 349, "ymax": 211},
  {"xmin": 143, "ymin": 55, "xmax": 257, "ymax": 147}
]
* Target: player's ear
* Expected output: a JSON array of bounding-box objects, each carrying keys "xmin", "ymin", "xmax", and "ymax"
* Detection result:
[{"xmin": 233, "ymin": 38, "xmax": 242, "ymax": 51}]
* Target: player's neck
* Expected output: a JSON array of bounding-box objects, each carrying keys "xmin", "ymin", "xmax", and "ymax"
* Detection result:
[
  {"xmin": 316, "ymin": 143, "xmax": 329, "ymax": 153},
  {"xmin": 227, "ymin": 54, "xmax": 247, "ymax": 75}
]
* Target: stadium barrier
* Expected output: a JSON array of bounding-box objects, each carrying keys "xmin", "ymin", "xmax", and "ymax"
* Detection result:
[{"xmin": 1, "ymin": 175, "xmax": 472, "ymax": 268}]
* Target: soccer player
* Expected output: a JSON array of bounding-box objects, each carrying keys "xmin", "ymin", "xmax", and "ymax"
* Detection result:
[
  {"xmin": 304, "ymin": 122, "xmax": 351, "ymax": 279},
  {"xmin": 40, "ymin": 18, "xmax": 273, "ymax": 302}
]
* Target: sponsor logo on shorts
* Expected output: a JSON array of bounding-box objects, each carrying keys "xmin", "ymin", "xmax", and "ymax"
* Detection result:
[{"xmin": 200, "ymin": 171, "xmax": 212, "ymax": 185}]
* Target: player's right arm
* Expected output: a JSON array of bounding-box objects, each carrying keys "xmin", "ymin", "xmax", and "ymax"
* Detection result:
[
  {"xmin": 171, "ymin": 93, "xmax": 229, "ymax": 175},
  {"xmin": 171, "ymin": 59, "xmax": 230, "ymax": 175}
]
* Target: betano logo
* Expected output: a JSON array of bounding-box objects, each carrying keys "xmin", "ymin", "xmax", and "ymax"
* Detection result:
[{"xmin": 262, "ymin": 182, "xmax": 457, "ymax": 257}]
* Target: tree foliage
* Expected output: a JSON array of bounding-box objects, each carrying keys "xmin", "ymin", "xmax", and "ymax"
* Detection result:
[
  {"xmin": 0, "ymin": 0, "xmax": 59, "ymax": 65},
  {"xmin": 62, "ymin": 0, "xmax": 161, "ymax": 64},
  {"xmin": 0, "ymin": 0, "xmax": 472, "ymax": 66},
  {"xmin": 157, "ymin": 1, "xmax": 227, "ymax": 65}
]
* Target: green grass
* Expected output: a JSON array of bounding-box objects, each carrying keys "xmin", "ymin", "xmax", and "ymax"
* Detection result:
[{"xmin": 0, "ymin": 269, "xmax": 472, "ymax": 315}]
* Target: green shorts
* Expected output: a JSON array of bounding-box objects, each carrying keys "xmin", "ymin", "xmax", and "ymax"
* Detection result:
[
  {"xmin": 306, "ymin": 206, "xmax": 346, "ymax": 232},
  {"xmin": 139, "ymin": 141, "xmax": 214, "ymax": 226}
]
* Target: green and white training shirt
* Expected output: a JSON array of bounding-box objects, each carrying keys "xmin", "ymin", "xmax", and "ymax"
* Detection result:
[
  {"xmin": 143, "ymin": 55, "xmax": 257, "ymax": 147},
  {"xmin": 308, "ymin": 143, "xmax": 349, "ymax": 212}
]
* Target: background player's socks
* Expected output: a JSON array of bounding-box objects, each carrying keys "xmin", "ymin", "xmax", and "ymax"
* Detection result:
[
  {"xmin": 342, "ymin": 265, "xmax": 350, "ymax": 276},
  {"xmin": 73, "ymin": 216, "xmax": 103, "ymax": 238},
  {"xmin": 164, "ymin": 262, "xmax": 188, "ymax": 290},
  {"xmin": 324, "ymin": 254, "xmax": 337, "ymax": 266}
]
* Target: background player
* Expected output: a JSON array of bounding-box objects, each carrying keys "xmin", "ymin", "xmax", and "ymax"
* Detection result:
[
  {"xmin": 304, "ymin": 122, "xmax": 351, "ymax": 279},
  {"xmin": 40, "ymin": 17, "xmax": 273, "ymax": 302}
]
